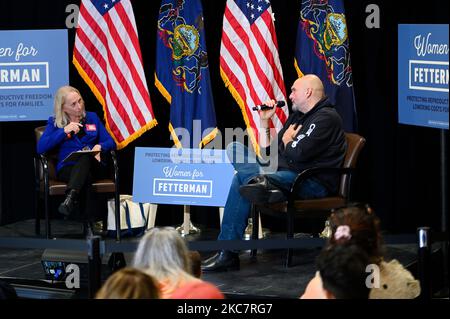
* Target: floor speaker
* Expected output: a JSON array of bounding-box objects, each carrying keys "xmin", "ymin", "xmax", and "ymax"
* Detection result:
[{"xmin": 41, "ymin": 249, "xmax": 129, "ymax": 284}]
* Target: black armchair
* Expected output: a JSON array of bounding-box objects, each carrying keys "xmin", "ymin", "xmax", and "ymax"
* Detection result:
[
  {"xmin": 34, "ymin": 126, "xmax": 121, "ymax": 240},
  {"xmin": 250, "ymin": 133, "xmax": 366, "ymax": 267}
]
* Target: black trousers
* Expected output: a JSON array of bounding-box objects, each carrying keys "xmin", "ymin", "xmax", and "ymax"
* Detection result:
[{"xmin": 57, "ymin": 154, "xmax": 110, "ymax": 221}]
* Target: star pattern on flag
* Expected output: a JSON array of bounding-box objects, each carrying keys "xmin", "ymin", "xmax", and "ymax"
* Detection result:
[
  {"xmin": 92, "ymin": 0, "xmax": 119, "ymax": 15},
  {"xmin": 241, "ymin": 0, "xmax": 270, "ymax": 22}
]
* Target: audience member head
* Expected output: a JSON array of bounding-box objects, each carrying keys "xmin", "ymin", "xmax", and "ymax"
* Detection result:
[
  {"xmin": 54, "ymin": 85, "xmax": 86, "ymax": 128},
  {"xmin": 317, "ymin": 244, "xmax": 370, "ymax": 299},
  {"xmin": 95, "ymin": 267, "xmax": 159, "ymax": 299},
  {"xmin": 188, "ymin": 250, "xmax": 202, "ymax": 278},
  {"xmin": 328, "ymin": 203, "xmax": 383, "ymax": 264},
  {"xmin": 132, "ymin": 227, "xmax": 192, "ymax": 286}
]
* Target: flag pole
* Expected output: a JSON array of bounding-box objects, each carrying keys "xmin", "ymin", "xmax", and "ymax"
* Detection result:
[
  {"xmin": 440, "ymin": 129, "xmax": 448, "ymax": 294},
  {"xmin": 176, "ymin": 205, "xmax": 201, "ymax": 237},
  {"xmin": 0, "ymin": 125, "xmax": 3, "ymax": 224}
]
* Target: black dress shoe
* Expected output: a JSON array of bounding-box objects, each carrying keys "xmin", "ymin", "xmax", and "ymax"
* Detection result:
[
  {"xmin": 58, "ymin": 189, "xmax": 78, "ymax": 217},
  {"xmin": 201, "ymin": 250, "xmax": 240, "ymax": 272},
  {"xmin": 239, "ymin": 175, "xmax": 286, "ymax": 204}
]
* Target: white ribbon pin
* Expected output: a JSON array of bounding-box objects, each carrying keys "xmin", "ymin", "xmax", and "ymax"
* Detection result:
[{"xmin": 291, "ymin": 123, "xmax": 316, "ymax": 148}]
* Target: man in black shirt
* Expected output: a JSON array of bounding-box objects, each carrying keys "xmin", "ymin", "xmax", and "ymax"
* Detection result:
[{"xmin": 202, "ymin": 74, "xmax": 347, "ymax": 272}]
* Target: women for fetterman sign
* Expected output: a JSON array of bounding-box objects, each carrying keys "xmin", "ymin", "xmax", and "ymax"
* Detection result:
[
  {"xmin": 133, "ymin": 148, "xmax": 234, "ymax": 207},
  {"xmin": 398, "ymin": 24, "xmax": 449, "ymax": 130},
  {"xmin": 0, "ymin": 29, "xmax": 69, "ymax": 122}
]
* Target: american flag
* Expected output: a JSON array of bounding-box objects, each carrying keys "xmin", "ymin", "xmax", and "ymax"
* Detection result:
[
  {"xmin": 220, "ymin": 0, "xmax": 288, "ymax": 154},
  {"xmin": 73, "ymin": 0, "xmax": 157, "ymax": 149}
]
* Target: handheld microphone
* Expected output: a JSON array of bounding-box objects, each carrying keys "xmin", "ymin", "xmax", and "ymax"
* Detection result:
[
  {"xmin": 67, "ymin": 117, "xmax": 85, "ymax": 139},
  {"xmin": 76, "ymin": 117, "xmax": 86, "ymax": 138},
  {"xmin": 252, "ymin": 100, "xmax": 285, "ymax": 111}
]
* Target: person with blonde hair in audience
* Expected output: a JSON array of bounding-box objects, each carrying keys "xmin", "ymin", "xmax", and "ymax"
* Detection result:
[
  {"xmin": 133, "ymin": 227, "xmax": 224, "ymax": 299},
  {"xmin": 95, "ymin": 267, "xmax": 159, "ymax": 299},
  {"xmin": 301, "ymin": 203, "xmax": 420, "ymax": 299}
]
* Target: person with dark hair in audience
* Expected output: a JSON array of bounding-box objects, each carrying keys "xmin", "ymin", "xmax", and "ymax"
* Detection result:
[
  {"xmin": 95, "ymin": 267, "xmax": 159, "ymax": 299},
  {"xmin": 302, "ymin": 204, "xmax": 421, "ymax": 299},
  {"xmin": 37, "ymin": 86, "xmax": 115, "ymax": 230},
  {"xmin": 302, "ymin": 244, "xmax": 370, "ymax": 299},
  {"xmin": 133, "ymin": 227, "xmax": 224, "ymax": 299}
]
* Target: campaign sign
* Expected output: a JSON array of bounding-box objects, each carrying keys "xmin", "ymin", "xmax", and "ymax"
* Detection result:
[
  {"xmin": 398, "ymin": 24, "xmax": 449, "ymax": 130},
  {"xmin": 0, "ymin": 29, "xmax": 69, "ymax": 121},
  {"xmin": 133, "ymin": 148, "xmax": 235, "ymax": 207}
]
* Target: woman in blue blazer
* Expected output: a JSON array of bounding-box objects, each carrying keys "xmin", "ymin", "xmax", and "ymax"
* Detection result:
[{"xmin": 37, "ymin": 86, "xmax": 115, "ymax": 221}]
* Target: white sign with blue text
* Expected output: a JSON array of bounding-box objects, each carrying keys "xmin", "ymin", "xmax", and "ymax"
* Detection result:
[
  {"xmin": 133, "ymin": 148, "xmax": 235, "ymax": 207},
  {"xmin": 0, "ymin": 29, "xmax": 69, "ymax": 122},
  {"xmin": 398, "ymin": 24, "xmax": 449, "ymax": 130}
]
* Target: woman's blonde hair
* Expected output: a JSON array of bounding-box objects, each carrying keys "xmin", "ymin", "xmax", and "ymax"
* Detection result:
[
  {"xmin": 132, "ymin": 227, "xmax": 193, "ymax": 289},
  {"xmin": 95, "ymin": 267, "xmax": 159, "ymax": 299},
  {"xmin": 53, "ymin": 86, "xmax": 86, "ymax": 128}
]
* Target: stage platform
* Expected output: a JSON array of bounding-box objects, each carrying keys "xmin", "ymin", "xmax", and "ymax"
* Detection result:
[{"xmin": 0, "ymin": 219, "xmax": 419, "ymax": 299}]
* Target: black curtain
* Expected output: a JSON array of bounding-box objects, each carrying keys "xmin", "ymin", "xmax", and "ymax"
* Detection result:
[{"xmin": 0, "ymin": 0, "xmax": 448, "ymax": 233}]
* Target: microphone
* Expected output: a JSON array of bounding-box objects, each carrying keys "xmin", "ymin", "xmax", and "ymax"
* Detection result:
[
  {"xmin": 77, "ymin": 117, "xmax": 86, "ymax": 138},
  {"xmin": 252, "ymin": 100, "xmax": 285, "ymax": 111}
]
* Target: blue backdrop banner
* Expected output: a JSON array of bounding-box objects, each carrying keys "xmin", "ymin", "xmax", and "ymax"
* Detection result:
[
  {"xmin": 398, "ymin": 24, "xmax": 449, "ymax": 130},
  {"xmin": 133, "ymin": 147, "xmax": 234, "ymax": 207},
  {"xmin": 0, "ymin": 29, "xmax": 69, "ymax": 122}
]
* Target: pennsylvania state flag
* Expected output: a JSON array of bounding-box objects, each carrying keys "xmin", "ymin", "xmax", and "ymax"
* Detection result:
[
  {"xmin": 295, "ymin": 0, "xmax": 357, "ymax": 132},
  {"xmin": 155, "ymin": 0, "xmax": 217, "ymax": 148}
]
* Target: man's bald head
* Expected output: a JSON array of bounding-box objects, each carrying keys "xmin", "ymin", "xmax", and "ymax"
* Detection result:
[
  {"xmin": 302, "ymin": 74, "xmax": 325, "ymax": 98},
  {"xmin": 290, "ymin": 74, "xmax": 326, "ymax": 113}
]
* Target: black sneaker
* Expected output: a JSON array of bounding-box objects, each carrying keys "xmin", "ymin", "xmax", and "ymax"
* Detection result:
[
  {"xmin": 239, "ymin": 176, "xmax": 286, "ymax": 204},
  {"xmin": 201, "ymin": 250, "xmax": 240, "ymax": 272}
]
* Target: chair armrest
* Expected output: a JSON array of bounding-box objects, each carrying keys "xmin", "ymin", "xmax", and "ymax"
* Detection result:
[
  {"xmin": 34, "ymin": 155, "xmax": 42, "ymax": 187},
  {"xmin": 288, "ymin": 167, "xmax": 354, "ymax": 203},
  {"xmin": 34, "ymin": 153, "xmax": 50, "ymax": 191}
]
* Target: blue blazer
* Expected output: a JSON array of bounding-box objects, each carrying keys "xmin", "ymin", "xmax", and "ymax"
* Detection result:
[{"xmin": 37, "ymin": 111, "xmax": 116, "ymax": 172}]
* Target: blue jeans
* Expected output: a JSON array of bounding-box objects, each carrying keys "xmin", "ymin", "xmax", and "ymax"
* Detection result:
[{"xmin": 218, "ymin": 142, "xmax": 329, "ymax": 241}]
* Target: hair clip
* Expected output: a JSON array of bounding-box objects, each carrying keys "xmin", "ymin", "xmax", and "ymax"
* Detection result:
[{"xmin": 334, "ymin": 225, "xmax": 352, "ymax": 241}]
